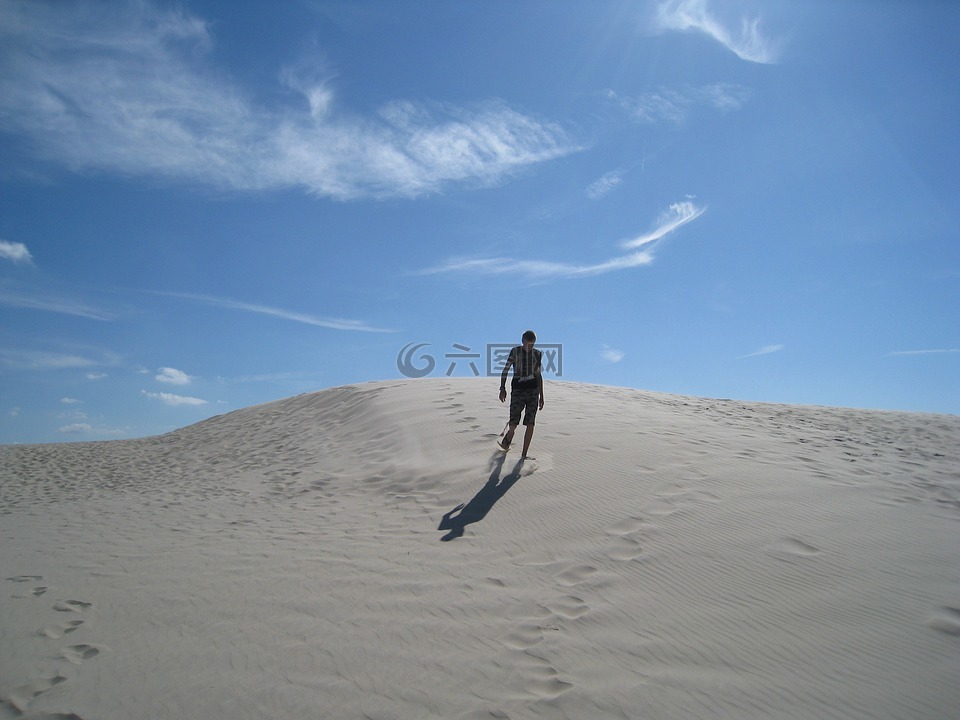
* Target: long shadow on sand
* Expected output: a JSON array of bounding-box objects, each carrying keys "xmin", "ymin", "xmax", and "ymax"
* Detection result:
[{"xmin": 438, "ymin": 454, "xmax": 525, "ymax": 541}]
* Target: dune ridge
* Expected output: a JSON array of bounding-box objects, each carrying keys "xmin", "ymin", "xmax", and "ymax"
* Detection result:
[{"xmin": 2, "ymin": 378, "xmax": 959, "ymax": 719}]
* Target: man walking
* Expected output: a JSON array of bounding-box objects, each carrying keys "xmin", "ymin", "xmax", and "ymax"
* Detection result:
[{"xmin": 498, "ymin": 330, "xmax": 545, "ymax": 458}]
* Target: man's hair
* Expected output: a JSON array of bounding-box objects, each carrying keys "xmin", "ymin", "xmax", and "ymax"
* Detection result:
[{"xmin": 521, "ymin": 330, "xmax": 537, "ymax": 343}]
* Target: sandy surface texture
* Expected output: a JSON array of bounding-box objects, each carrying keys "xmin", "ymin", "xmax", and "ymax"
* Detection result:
[{"xmin": 2, "ymin": 378, "xmax": 959, "ymax": 719}]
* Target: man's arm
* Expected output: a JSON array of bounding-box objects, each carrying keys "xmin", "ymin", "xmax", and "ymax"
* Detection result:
[
  {"xmin": 499, "ymin": 350, "xmax": 514, "ymax": 403},
  {"xmin": 536, "ymin": 351, "xmax": 545, "ymax": 409}
]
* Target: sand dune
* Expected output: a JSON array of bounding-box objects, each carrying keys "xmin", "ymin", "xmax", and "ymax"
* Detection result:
[{"xmin": 2, "ymin": 378, "xmax": 959, "ymax": 719}]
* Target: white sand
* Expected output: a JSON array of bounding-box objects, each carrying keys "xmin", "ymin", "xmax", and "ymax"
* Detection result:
[{"xmin": 2, "ymin": 378, "xmax": 959, "ymax": 719}]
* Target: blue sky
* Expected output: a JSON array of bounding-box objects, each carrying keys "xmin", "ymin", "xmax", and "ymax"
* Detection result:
[{"xmin": 1, "ymin": 0, "xmax": 958, "ymax": 443}]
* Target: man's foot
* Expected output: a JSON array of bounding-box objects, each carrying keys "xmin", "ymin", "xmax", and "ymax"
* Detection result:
[{"xmin": 497, "ymin": 437, "xmax": 511, "ymax": 451}]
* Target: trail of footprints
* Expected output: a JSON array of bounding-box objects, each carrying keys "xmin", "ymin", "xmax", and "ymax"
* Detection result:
[
  {"xmin": 502, "ymin": 527, "xmax": 650, "ymax": 700},
  {"xmin": 495, "ymin": 482, "xmax": 715, "ymax": 703},
  {"xmin": 4, "ymin": 575, "xmax": 100, "ymax": 718}
]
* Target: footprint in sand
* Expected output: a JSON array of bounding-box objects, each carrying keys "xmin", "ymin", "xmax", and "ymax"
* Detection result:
[
  {"xmin": 61, "ymin": 644, "xmax": 101, "ymax": 665},
  {"xmin": 604, "ymin": 536, "xmax": 645, "ymax": 562},
  {"xmin": 11, "ymin": 585, "xmax": 48, "ymax": 599},
  {"xmin": 640, "ymin": 498, "xmax": 678, "ymax": 516},
  {"xmin": 543, "ymin": 595, "xmax": 590, "ymax": 620},
  {"xmin": 927, "ymin": 607, "xmax": 960, "ymax": 636},
  {"xmin": 518, "ymin": 655, "xmax": 573, "ymax": 699},
  {"xmin": 502, "ymin": 623, "xmax": 547, "ymax": 650},
  {"xmin": 555, "ymin": 564, "xmax": 597, "ymax": 587},
  {"xmin": 53, "ymin": 599, "xmax": 92, "ymax": 613},
  {"xmin": 767, "ymin": 537, "xmax": 822, "ymax": 561},
  {"xmin": 606, "ymin": 516, "xmax": 650, "ymax": 536},
  {"xmin": 604, "ymin": 516, "xmax": 653, "ymax": 562},
  {"xmin": 7, "ymin": 575, "xmax": 43, "ymax": 583},
  {"xmin": 39, "ymin": 620, "xmax": 84, "ymax": 639},
  {"xmin": 8, "ymin": 675, "xmax": 67, "ymax": 713}
]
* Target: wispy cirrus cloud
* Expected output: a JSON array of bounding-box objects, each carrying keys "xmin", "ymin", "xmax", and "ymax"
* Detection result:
[
  {"xmin": 655, "ymin": 0, "xmax": 782, "ymax": 64},
  {"xmin": 888, "ymin": 349, "xmax": 960, "ymax": 356},
  {"xmin": 0, "ymin": 347, "xmax": 122, "ymax": 371},
  {"xmin": 151, "ymin": 291, "xmax": 394, "ymax": 332},
  {"xmin": 740, "ymin": 344, "xmax": 784, "ymax": 359},
  {"xmin": 0, "ymin": 0, "xmax": 574, "ymax": 200},
  {"xmin": 602, "ymin": 346, "xmax": 625, "ymax": 363},
  {"xmin": 422, "ymin": 200, "xmax": 705, "ymax": 281},
  {"xmin": 586, "ymin": 170, "xmax": 625, "ymax": 200},
  {"xmin": 0, "ymin": 283, "xmax": 116, "ymax": 321},
  {"xmin": 606, "ymin": 84, "xmax": 751, "ymax": 126},
  {"xmin": 621, "ymin": 201, "xmax": 705, "ymax": 250}
]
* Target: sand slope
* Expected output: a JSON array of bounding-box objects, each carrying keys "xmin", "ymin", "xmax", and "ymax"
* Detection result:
[{"xmin": 2, "ymin": 378, "xmax": 959, "ymax": 719}]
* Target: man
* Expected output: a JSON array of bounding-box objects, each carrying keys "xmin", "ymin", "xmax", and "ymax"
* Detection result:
[{"xmin": 498, "ymin": 330, "xmax": 545, "ymax": 458}]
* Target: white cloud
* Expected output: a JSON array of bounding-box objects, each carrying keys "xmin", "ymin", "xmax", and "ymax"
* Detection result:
[
  {"xmin": 655, "ymin": 0, "xmax": 781, "ymax": 64},
  {"xmin": 0, "ymin": 283, "xmax": 115, "ymax": 321},
  {"xmin": 423, "ymin": 200, "xmax": 705, "ymax": 281},
  {"xmin": 58, "ymin": 423, "xmax": 94, "ymax": 434},
  {"xmin": 60, "ymin": 397, "xmax": 81, "ymax": 405},
  {"xmin": 602, "ymin": 346, "xmax": 625, "ymax": 363},
  {"xmin": 586, "ymin": 170, "xmax": 625, "ymax": 200},
  {"xmin": 86, "ymin": 372, "xmax": 108, "ymax": 380},
  {"xmin": 0, "ymin": 1, "xmax": 575, "ymax": 200},
  {"xmin": 608, "ymin": 84, "xmax": 751, "ymax": 125},
  {"xmin": 0, "ymin": 347, "xmax": 120, "ymax": 370},
  {"xmin": 142, "ymin": 390, "xmax": 208, "ymax": 406},
  {"xmin": 57, "ymin": 422, "xmax": 125, "ymax": 436},
  {"xmin": 150, "ymin": 292, "xmax": 394, "ymax": 332},
  {"xmin": 0, "ymin": 240, "xmax": 32, "ymax": 263},
  {"xmin": 9, "ymin": 407, "xmax": 20, "ymax": 417},
  {"xmin": 888, "ymin": 349, "xmax": 960, "ymax": 356},
  {"xmin": 155, "ymin": 367, "xmax": 192, "ymax": 385},
  {"xmin": 740, "ymin": 344, "xmax": 784, "ymax": 359},
  {"xmin": 621, "ymin": 201, "xmax": 705, "ymax": 250}
]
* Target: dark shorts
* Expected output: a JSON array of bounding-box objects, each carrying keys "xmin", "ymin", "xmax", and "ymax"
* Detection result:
[{"xmin": 509, "ymin": 386, "xmax": 540, "ymax": 426}]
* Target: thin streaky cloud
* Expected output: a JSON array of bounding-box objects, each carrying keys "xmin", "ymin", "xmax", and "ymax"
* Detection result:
[
  {"xmin": 0, "ymin": 0, "xmax": 575, "ymax": 200},
  {"xmin": 889, "ymin": 349, "xmax": 960, "ymax": 356},
  {"xmin": 423, "ymin": 200, "xmax": 704, "ymax": 281},
  {"xmin": 0, "ymin": 240, "xmax": 32, "ymax": 263},
  {"xmin": 606, "ymin": 84, "xmax": 751, "ymax": 126},
  {"xmin": 586, "ymin": 170, "xmax": 625, "ymax": 200},
  {"xmin": 621, "ymin": 201, "xmax": 705, "ymax": 250},
  {"xmin": 151, "ymin": 291, "xmax": 394, "ymax": 332},
  {"xmin": 0, "ymin": 347, "xmax": 121, "ymax": 370},
  {"xmin": 0, "ymin": 284, "xmax": 115, "ymax": 321},
  {"xmin": 655, "ymin": 0, "xmax": 781, "ymax": 65},
  {"xmin": 739, "ymin": 344, "xmax": 784, "ymax": 359}
]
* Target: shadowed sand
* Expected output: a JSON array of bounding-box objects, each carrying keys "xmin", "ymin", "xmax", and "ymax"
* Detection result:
[{"xmin": 2, "ymin": 378, "xmax": 959, "ymax": 719}]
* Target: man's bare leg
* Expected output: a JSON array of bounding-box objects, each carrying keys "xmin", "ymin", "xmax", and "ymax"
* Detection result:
[
  {"xmin": 521, "ymin": 424, "xmax": 535, "ymax": 458},
  {"xmin": 503, "ymin": 423, "xmax": 518, "ymax": 448}
]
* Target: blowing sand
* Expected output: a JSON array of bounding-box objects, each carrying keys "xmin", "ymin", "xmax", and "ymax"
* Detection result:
[{"xmin": 2, "ymin": 378, "xmax": 959, "ymax": 719}]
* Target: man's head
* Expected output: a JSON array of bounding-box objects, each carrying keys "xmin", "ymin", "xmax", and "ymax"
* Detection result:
[{"xmin": 521, "ymin": 330, "xmax": 537, "ymax": 349}]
